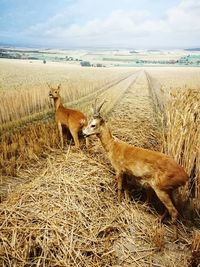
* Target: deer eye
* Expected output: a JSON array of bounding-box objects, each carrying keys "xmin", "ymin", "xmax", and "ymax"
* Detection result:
[{"xmin": 91, "ymin": 124, "xmax": 96, "ymax": 128}]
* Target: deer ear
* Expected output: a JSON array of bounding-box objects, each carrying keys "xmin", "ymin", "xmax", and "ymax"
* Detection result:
[
  {"xmin": 91, "ymin": 106, "xmax": 95, "ymax": 114},
  {"xmin": 103, "ymin": 116, "xmax": 108, "ymax": 123},
  {"xmin": 99, "ymin": 117, "xmax": 105, "ymax": 125},
  {"xmin": 47, "ymin": 82, "xmax": 51, "ymax": 89}
]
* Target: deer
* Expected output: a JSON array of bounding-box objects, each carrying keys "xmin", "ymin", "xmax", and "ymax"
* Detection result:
[
  {"xmin": 48, "ymin": 83, "xmax": 89, "ymax": 149},
  {"xmin": 82, "ymin": 100, "xmax": 189, "ymax": 225}
]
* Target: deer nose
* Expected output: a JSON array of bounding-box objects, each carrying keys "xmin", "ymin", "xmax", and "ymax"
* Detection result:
[
  {"xmin": 82, "ymin": 133, "xmax": 88, "ymax": 138},
  {"xmin": 82, "ymin": 129, "xmax": 88, "ymax": 138}
]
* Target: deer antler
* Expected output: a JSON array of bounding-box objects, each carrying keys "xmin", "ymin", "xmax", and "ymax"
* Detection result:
[
  {"xmin": 58, "ymin": 83, "xmax": 61, "ymax": 90},
  {"xmin": 92, "ymin": 98, "xmax": 99, "ymax": 115},
  {"xmin": 92, "ymin": 97, "xmax": 98, "ymax": 116},
  {"xmin": 97, "ymin": 100, "xmax": 107, "ymax": 113},
  {"xmin": 92, "ymin": 99, "xmax": 107, "ymax": 118}
]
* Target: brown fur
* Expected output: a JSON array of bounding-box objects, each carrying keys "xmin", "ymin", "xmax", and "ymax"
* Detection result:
[
  {"xmin": 48, "ymin": 84, "xmax": 89, "ymax": 149},
  {"xmin": 83, "ymin": 116, "xmax": 188, "ymax": 223}
]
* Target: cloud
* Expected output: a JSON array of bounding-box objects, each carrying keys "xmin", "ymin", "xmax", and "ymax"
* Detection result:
[
  {"xmin": 167, "ymin": 0, "xmax": 200, "ymax": 31},
  {"xmin": 21, "ymin": 0, "xmax": 200, "ymax": 48},
  {"xmin": 25, "ymin": 10, "xmax": 164, "ymax": 43}
]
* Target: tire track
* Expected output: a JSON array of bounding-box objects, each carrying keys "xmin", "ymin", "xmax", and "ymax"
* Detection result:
[
  {"xmin": 109, "ymin": 70, "xmax": 161, "ymax": 150},
  {"xmin": 145, "ymin": 70, "xmax": 166, "ymax": 116},
  {"xmin": 1, "ymin": 71, "xmax": 140, "ymax": 133},
  {"xmin": 67, "ymin": 71, "xmax": 138, "ymax": 108},
  {"xmin": 70, "ymin": 70, "xmax": 141, "ymax": 115}
]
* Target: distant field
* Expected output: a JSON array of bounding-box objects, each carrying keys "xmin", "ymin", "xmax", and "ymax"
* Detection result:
[
  {"xmin": 146, "ymin": 67, "xmax": 200, "ymax": 90},
  {"xmin": 1, "ymin": 47, "xmax": 200, "ymax": 67},
  {"xmin": 0, "ymin": 58, "xmax": 131, "ymax": 91}
]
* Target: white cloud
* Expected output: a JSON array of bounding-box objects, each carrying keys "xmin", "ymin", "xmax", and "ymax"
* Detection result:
[
  {"xmin": 24, "ymin": 0, "xmax": 200, "ymax": 48},
  {"xmin": 167, "ymin": 0, "xmax": 200, "ymax": 31},
  {"xmin": 179, "ymin": 0, "xmax": 200, "ymax": 9}
]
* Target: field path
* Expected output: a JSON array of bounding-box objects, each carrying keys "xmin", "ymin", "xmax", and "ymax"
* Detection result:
[
  {"xmin": 109, "ymin": 70, "xmax": 160, "ymax": 149},
  {"xmin": 73, "ymin": 69, "xmax": 141, "ymax": 116}
]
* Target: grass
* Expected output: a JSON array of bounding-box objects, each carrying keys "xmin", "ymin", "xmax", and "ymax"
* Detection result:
[{"xmin": 0, "ymin": 122, "xmax": 59, "ymax": 178}]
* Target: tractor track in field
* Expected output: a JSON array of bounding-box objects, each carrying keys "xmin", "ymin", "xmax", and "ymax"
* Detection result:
[
  {"xmin": 110, "ymin": 70, "xmax": 161, "ymax": 150},
  {"xmin": 145, "ymin": 70, "xmax": 166, "ymax": 116},
  {"xmin": 67, "ymin": 70, "xmax": 140, "ymax": 109},
  {"xmin": 0, "ymin": 70, "xmax": 140, "ymax": 133}
]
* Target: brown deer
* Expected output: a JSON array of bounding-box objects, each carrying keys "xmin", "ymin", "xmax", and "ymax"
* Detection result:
[
  {"xmin": 48, "ymin": 84, "xmax": 89, "ymax": 149},
  {"xmin": 83, "ymin": 100, "xmax": 188, "ymax": 224}
]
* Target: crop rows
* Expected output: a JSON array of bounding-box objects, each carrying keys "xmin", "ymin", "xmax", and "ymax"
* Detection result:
[{"xmin": 1, "ymin": 73, "xmax": 138, "ymax": 132}]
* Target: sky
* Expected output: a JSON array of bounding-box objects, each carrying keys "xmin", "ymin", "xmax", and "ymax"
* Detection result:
[{"xmin": 0, "ymin": 0, "xmax": 200, "ymax": 49}]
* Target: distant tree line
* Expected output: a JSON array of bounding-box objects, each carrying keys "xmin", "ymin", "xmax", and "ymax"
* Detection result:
[{"xmin": 80, "ymin": 61, "xmax": 105, "ymax": 67}]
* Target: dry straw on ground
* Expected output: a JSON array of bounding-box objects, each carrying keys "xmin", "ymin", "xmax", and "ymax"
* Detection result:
[{"xmin": 0, "ymin": 141, "xmax": 192, "ymax": 267}]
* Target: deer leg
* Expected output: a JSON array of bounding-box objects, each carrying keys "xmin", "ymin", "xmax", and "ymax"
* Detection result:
[
  {"xmin": 116, "ymin": 173, "xmax": 123, "ymax": 202},
  {"xmin": 70, "ymin": 128, "xmax": 80, "ymax": 149},
  {"xmin": 160, "ymin": 209, "xmax": 168, "ymax": 222},
  {"xmin": 153, "ymin": 188, "xmax": 178, "ymax": 224},
  {"xmin": 85, "ymin": 137, "xmax": 90, "ymax": 148},
  {"xmin": 160, "ymin": 190, "xmax": 175, "ymax": 222},
  {"xmin": 58, "ymin": 122, "xmax": 63, "ymax": 149},
  {"xmin": 124, "ymin": 189, "xmax": 130, "ymax": 204},
  {"xmin": 122, "ymin": 174, "xmax": 130, "ymax": 203},
  {"xmin": 146, "ymin": 187, "xmax": 154, "ymax": 205}
]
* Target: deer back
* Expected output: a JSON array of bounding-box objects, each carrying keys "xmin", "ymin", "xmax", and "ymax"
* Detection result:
[
  {"xmin": 56, "ymin": 105, "xmax": 87, "ymax": 129},
  {"xmin": 108, "ymin": 139, "xmax": 188, "ymax": 190}
]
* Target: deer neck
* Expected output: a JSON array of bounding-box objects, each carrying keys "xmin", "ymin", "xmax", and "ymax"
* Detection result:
[
  {"xmin": 53, "ymin": 96, "xmax": 62, "ymax": 110},
  {"xmin": 98, "ymin": 124, "xmax": 114, "ymax": 152}
]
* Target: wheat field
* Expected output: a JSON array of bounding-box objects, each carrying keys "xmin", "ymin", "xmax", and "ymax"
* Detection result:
[
  {"xmin": 0, "ymin": 60, "xmax": 200, "ymax": 266},
  {"xmin": 0, "ymin": 59, "xmax": 135, "ymax": 130}
]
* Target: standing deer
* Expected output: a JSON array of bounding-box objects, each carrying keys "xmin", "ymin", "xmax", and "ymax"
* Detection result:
[
  {"xmin": 83, "ymin": 100, "xmax": 188, "ymax": 224},
  {"xmin": 48, "ymin": 83, "xmax": 89, "ymax": 149}
]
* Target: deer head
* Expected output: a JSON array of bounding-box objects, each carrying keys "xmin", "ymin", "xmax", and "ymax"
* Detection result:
[
  {"xmin": 83, "ymin": 99, "xmax": 106, "ymax": 137},
  {"xmin": 48, "ymin": 83, "xmax": 61, "ymax": 99}
]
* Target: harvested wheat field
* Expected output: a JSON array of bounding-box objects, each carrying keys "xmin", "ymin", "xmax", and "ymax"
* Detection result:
[{"xmin": 0, "ymin": 60, "xmax": 200, "ymax": 267}]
